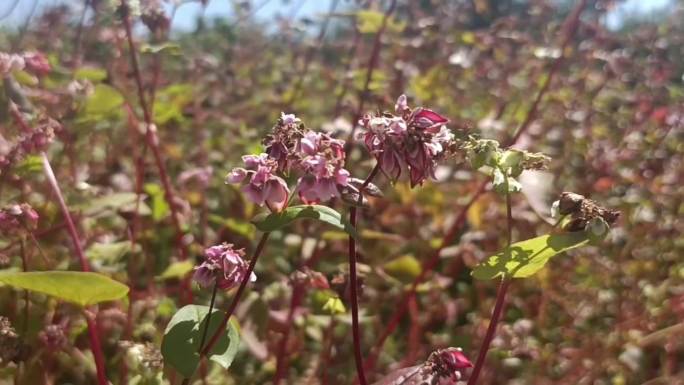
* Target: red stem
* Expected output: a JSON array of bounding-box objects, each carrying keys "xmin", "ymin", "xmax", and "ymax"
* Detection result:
[
  {"xmin": 346, "ymin": 0, "xmax": 398, "ymax": 144},
  {"xmin": 365, "ymin": 0, "xmax": 589, "ymax": 374},
  {"xmin": 347, "ymin": 163, "xmax": 381, "ymax": 385},
  {"xmin": 273, "ymin": 284, "xmax": 305, "ymax": 385},
  {"xmin": 119, "ymin": 2, "xmax": 188, "ymax": 262},
  {"xmin": 466, "ymin": 278, "xmax": 511, "ymax": 385},
  {"xmin": 199, "ymin": 232, "xmax": 271, "ymax": 356},
  {"xmin": 364, "ymin": 180, "xmax": 488, "ymax": 373},
  {"xmin": 40, "ymin": 152, "xmax": 108, "ymax": 385}
]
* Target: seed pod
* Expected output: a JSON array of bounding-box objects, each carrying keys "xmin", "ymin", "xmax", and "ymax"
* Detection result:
[
  {"xmin": 558, "ymin": 192, "xmax": 585, "ymax": 215},
  {"xmin": 340, "ymin": 185, "xmax": 369, "ymax": 207},
  {"xmin": 348, "ymin": 178, "xmax": 384, "ymax": 198}
]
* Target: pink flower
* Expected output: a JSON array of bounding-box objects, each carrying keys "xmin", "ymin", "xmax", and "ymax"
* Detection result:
[
  {"xmin": 193, "ymin": 243, "xmax": 256, "ymax": 290},
  {"xmin": 293, "ymin": 130, "xmax": 350, "ymax": 204},
  {"xmin": 22, "ymin": 52, "xmax": 51, "ymax": 76},
  {"xmin": 357, "ymin": 94, "xmax": 454, "ymax": 187},
  {"xmin": 394, "ymin": 94, "xmax": 408, "ymax": 114},
  {"xmin": 0, "ymin": 203, "xmax": 38, "ymax": 234},
  {"xmin": 226, "ymin": 154, "xmax": 290, "ymax": 212},
  {"xmin": 0, "ymin": 52, "xmax": 25, "ymax": 75},
  {"xmin": 428, "ymin": 347, "xmax": 473, "ymax": 381}
]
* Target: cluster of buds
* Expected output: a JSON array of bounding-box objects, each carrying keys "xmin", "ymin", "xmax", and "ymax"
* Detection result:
[
  {"xmin": 0, "ymin": 51, "xmax": 51, "ymax": 77},
  {"xmin": 193, "ymin": 243, "xmax": 256, "ymax": 290},
  {"xmin": 464, "ymin": 137, "xmax": 550, "ymax": 194},
  {"xmin": 425, "ymin": 347, "xmax": 474, "ymax": 382},
  {"xmin": 227, "ymin": 113, "xmax": 352, "ymax": 210},
  {"xmin": 38, "ymin": 324, "xmax": 68, "ymax": 352},
  {"xmin": 226, "ymin": 154, "xmax": 290, "ymax": 212},
  {"xmin": 357, "ymin": 95, "xmax": 454, "ymax": 187},
  {"xmin": 295, "ymin": 131, "xmax": 350, "ymax": 203},
  {"xmin": 0, "ymin": 117, "xmax": 60, "ymax": 171},
  {"xmin": 375, "ymin": 347, "xmax": 472, "ymax": 384},
  {"xmin": 0, "ymin": 203, "xmax": 39, "ymax": 234},
  {"xmin": 551, "ymin": 192, "xmax": 620, "ymax": 238},
  {"xmin": 120, "ymin": 341, "xmax": 163, "ymax": 371},
  {"xmin": 0, "ymin": 317, "xmax": 21, "ymax": 366}
]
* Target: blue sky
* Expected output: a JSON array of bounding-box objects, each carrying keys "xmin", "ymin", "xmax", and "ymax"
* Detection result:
[{"xmin": 1, "ymin": 0, "xmax": 674, "ymax": 30}]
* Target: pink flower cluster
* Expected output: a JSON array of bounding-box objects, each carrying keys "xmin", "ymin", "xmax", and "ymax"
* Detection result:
[
  {"xmin": 193, "ymin": 243, "xmax": 256, "ymax": 290},
  {"xmin": 295, "ymin": 131, "xmax": 349, "ymax": 203},
  {"xmin": 1, "ymin": 118, "xmax": 60, "ymax": 170},
  {"xmin": 357, "ymin": 95, "xmax": 454, "ymax": 187},
  {"xmin": 227, "ymin": 113, "xmax": 351, "ymax": 210},
  {"xmin": 226, "ymin": 154, "xmax": 290, "ymax": 212},
  {"xmin": 427, "ymin": 347, "xmax": 473, "ymax": 381},
  {"xmin": 0, "ymin": 204, "xmax": 39, "ymax": 234},
  {"xmin": 0, "ymin": 51, "xmax": 51, "ymax": 77}
]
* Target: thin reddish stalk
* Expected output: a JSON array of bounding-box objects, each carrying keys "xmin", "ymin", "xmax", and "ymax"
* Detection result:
[
  {"xmin": 365, "ymin": 0, "xmax": 588, "ymax": 373},
  {"xmin": 273, "ymin": 284, "xmax": 305, "ymax": 385},
  {"xmin": 199, "ymin": 232, "xmax": 271, "ymax": 356},
  {"xmin": 119, "ymin": 2, "xmax": 188, "ymax": 262},
  {"xmin": 347, "ymin": 163, "xmax": 381, "ymax": 385},
  {"xmin": 467, "ymin": 178, "xmax": 514, "ymax": 385},
  {"xmin": 363, "ymin": 180, "xmax": 488, "ymax": 372},
  {"xmin": 466, "ymin": 278, "xmax": 511, "ymax": 385},
  {"xmin": 273, "ymin": 240, "xmax": 325, "ymax": 385},
  {"xmin": 346, "ymin": 0, "xmax": 398, "ymax": 143},
  {"xmin": 40, "ymin": 153, "xmax": 108, "ymax": 385},
  {"xmin": 284, "ymin": 0, "xmax": 339, "ymax": 108}
]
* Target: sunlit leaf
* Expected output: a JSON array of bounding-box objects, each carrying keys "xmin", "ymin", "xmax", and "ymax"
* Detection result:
[
  {"xmin": 161, "ymin": 305, "xmax": 240, "ymax": 378},
  {"xmin": 83, "ymin": 84, "xmax": 123, "ymax": 116},
  {"xmin": 472, "ymin": 232, "xmax": 590, "ymax": 280},
  {"xmin": 157, "ymin": 261, "xmax": 194, "ymax": 281},
  {"xmin": 251, "ymin": 205, "xmax": 359, "ymax": 239},
  {"xmin": 144, "ymin": 183, "xmax": 170, "ymax": 221},
  {"xmin": 0, "ymin": 271, "xmax": 129, "ymax": 307},
  {"xmin": 383, "ymin": 255, "xmax": 421, "ymax": 283},
  {"xmin": 78, "ymin": 192, "xmax": 139, "ymax": 215},
  {"xmin": 74, "ymin": 67, "xmax": 107, "ymax": 82}
]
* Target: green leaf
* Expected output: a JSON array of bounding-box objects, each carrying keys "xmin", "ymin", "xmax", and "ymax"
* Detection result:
[
  {"xmin": 251, "ymin": 205, "xmax": 359, "ymax": 239},
  {"xmin": 0, "ymin": 271, "xmax": 129, "ymax": 307},
  {"xmin": 15, "ymin": 155, "xmax": 44, "ymax": 176},
  {"xmin": 141, "ymin": 43, "xmax": 182, "ymax": 55},
  {"xmin": 322, "ymin": 297, "xmax": 346, "ymax": 315},
  {"xmin": 78, "ymin": 192, "xmax": 142, "ymax": 216},
  {"xmin": 86, "ymin": 241, "xmax": 134, "ymax": 263},
  {"xmin": 356, "ymin": 10, "xmax": 405, "ymax": 34},
  {"xmin": 144, "ymin": 183, "xmax": 170, "ymax": 221},
  {"xmin": 472, "ymin": 232, "xmax": 590, "ymax": 280},
  {"xmin": 156, "ymin": 261, "xmax": 194, "ymax": 281},
  {"xmin": 83, "ymin": 84, "xmax": 124, "ymax": 116},
  {"xmin": 74, "ymin": 67, "xmax": 107, "ymax": 82},
  {"xmin": 161, "ymin": 305, "xmax": 240, "ymax": 378},
  {"xmin": 383, "ymin": 254, "xmax": 421, "ymax": 283}
]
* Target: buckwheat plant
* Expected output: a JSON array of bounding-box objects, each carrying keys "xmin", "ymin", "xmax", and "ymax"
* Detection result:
[{"xmin": 159, "ymin": 95, "xmax": 619, "ymax": 385}]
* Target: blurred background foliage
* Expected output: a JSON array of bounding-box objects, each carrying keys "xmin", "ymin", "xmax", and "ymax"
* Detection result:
[{"xmin": 0, "ymin": 0, "xmax": 683, "ymax": 384}]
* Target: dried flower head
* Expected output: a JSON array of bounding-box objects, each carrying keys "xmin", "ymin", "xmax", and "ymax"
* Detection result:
[
  {"xmin": 0, "ymin": 317, "xmax": 20, "ymax": 365},
  {"xmin": 39, "ymin": 324, "xmax": 68, "ymax": 352},
  {"xmin": 0, "ymin": 203, "xmax": 39, "ymax": 234},
  {"xmin": 553, "ymin": 192, "xmax": 620, "ymax": 232},
  {"xmin": 193, "ymin": 243, "xmax": 256, "ymax": 290},
  {"xmin": 357, "ymin": 95, "xmax": 454, "ymax": 187},
  {"xmin": 425, "ymin": 347, "xmax": 473, "ymax": 381}
]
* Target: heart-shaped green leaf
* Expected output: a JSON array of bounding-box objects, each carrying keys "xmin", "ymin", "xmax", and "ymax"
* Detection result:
[
  {"xmin": 472, "ymin": 232, "xmax": 590, "ymax": 280},
  {"xmin": 161, "ymin": 305, "xmax": 240, "ymax": 378},
  {"xmin": 0, "ymin": 271, "xmax": 129, "ymax": 306},
  {"xmin": 251, "ymin": 205, "xmax": 359, "ymax": 239}
]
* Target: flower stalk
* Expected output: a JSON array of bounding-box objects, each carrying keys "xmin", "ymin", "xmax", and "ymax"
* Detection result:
[{"xmin": 347, "ymin": 162, "xmax": 381, "ymax": 385}]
